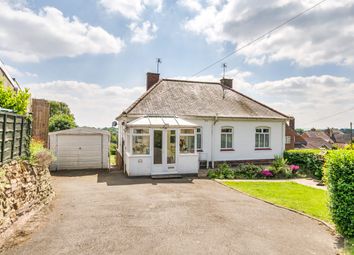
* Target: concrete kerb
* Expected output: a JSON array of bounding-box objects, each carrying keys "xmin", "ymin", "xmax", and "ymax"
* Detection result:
[{"xmin": 213, "ymin": 179, "xmax": 337, "ymax": 234}]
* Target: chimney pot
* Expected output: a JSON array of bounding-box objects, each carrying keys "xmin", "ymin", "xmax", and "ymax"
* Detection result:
[
  {"xmin": 220, "ymin": 78, "xmax": 233, "ymax": 88},
  {"xmin": 289, "ymin": 117, "xmax": 295, "ymax": 130},
  {"xmin": 146, "ymin": 72, "xmax": 160, "ymax": 90}
]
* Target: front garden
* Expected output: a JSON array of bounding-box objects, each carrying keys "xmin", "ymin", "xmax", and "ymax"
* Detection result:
[{"xmin": 208, "ymin": 148, "xmax": 354, "ymax": 254}]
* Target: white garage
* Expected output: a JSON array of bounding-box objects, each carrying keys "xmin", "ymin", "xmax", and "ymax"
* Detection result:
[{"xmin": 49, "ymin": 127, "xmax": 110, "ymax": 171}]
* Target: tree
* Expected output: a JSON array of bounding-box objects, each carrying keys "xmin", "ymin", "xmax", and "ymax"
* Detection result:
[
  {"xmin": 49, "ymin": 101, "xmax": 74, "ymax": 118},
  {"xmin": 295, "ymin": 128, "xmax": 305, "ymax": 135},
  {"xmin": 49, "ymin": 114, "xmax": 77, "ymax": 132}
]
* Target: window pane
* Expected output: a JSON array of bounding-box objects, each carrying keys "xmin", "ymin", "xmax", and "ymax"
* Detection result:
[
  {"xmin": 260, "ymin": 134, "xmax": 265, "ymax": 147},
  {"xmin": 133, "ymin": 128, "xmax": 149, "ymax": 134},
  {"xmin": 265, "ymin": 134, "xmax": 269, "ymax": 147},
  {"xmin": 180, "ymin": 135, "xmax": 195, "ymax": 153},
  {"xmin": 263, "ymin": 128, "xmax": 269, "ymax": 133},
  {"xmin": 181, "ymin": 129, "xmax": 194, "ymax": 134},
  {"xmin": 221, "ymin": 134, "xmax": 226, "ymax": 148},
  {"xmin": 132, "ymin": 135, "xmax": 150, "ymax": 155},
  {"xmin": 167, "ymin": 130, "xmax": 176, "ymax": 164},
  {"xmin": 197, "ymin": 134, "xmax": 202, "ymax": 149},
  {"xmin": 196, "ymin": 128, "xmax": 201, "ymax": 133},
  {"xmin": 255, "ymin": 134, "xmax": 260, "ymax": 147},
  {"xmin": 227, "ymin": 134, "xmax": 232, "ymax": 148},
  {"xmin": 256, "ymin": 128, "xmax": 262, "ymax": 133},
  {"xmin": 154, "ymin": 130, "xmax": 162, "ymax": 164}
]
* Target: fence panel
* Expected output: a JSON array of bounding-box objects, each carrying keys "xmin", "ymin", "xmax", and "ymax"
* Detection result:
[{"xmin": 0, "ymin": 111, "xmax": 31, "ymax": 164}]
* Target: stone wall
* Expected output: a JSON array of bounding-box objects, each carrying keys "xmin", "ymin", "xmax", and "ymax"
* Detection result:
[{"xmin": 0, "ymin": 160, "xmax": 54, "ymax": 233}]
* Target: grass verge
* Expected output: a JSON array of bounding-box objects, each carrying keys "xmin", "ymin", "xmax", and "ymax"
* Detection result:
[{"xmin": 222, "ymin": 181, "xmax": 331, "ymax": 223}]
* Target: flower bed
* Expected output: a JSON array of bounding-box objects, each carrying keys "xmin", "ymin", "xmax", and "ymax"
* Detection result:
[{"xmin": 208, "ymin": 156, "xmax": 301, "ymax": 180}]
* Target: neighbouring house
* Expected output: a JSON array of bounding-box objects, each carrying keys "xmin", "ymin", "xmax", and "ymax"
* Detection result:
[
  {"xmin": 301, "ymin": 130, "xmax": 333, "ymax": 149},
  {"xmin": 325, "ymin": 128, "xmax": 353, "ymax": 147},
  {"xmin": 116, "ymin": 73, "xmax": 292, "ymax": 176},
  {"xmin": 0, "ymin": 60, "xmax": 18, "ymax": 90},
  {"xmin": 285, "ymin": 117, "xmax": 307, "ymax": 150}
]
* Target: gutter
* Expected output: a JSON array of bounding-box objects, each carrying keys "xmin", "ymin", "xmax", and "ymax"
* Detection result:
[{"xmin": 211, "ymin": 113, "xmax": 218, "ymax": 169}]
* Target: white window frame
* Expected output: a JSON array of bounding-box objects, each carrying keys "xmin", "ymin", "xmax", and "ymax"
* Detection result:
[
  {"xmin": 221, "ymin": 126, "xmax": 233, "ymax": 150},
  {"xmin": 285, "ymin": 136, "xmax": 291, "ymax": 144},
  {"xmin": 179, "ymin": 128, "xmax": 196, "ymax": 154},
  {"xmin": 255, "ymin": 127, "xmax": 271, "ymax": 149},
  {"xmin": 196, "ymin": 127, "xmax": 202, "ymax": 151},
  {"xmin": 131, "ymin": 128, "xmax": 150, "ymax": 155}
]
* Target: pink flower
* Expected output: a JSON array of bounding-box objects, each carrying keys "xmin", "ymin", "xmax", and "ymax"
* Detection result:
[
  {"xmin": 261, "ymin": 169, "xmax": 273, "ymax": 177},
  {"xmin": 290, "ymin": 165, "xmax": 300, "ymax": 173}
]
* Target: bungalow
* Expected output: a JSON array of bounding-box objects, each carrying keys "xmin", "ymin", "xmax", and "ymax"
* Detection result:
[{"xmin": 116, "ymin": 73, "xmax": 291, "ymax": 176}]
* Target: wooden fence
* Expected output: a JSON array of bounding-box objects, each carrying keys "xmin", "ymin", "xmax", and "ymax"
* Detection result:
[
  {"xmin": 0, "ymin": 111, "xmax": 31, "ymax": 164},
  {"xmin": 31, "ymin": 99, "xmax": 49, "ymax": 147}
]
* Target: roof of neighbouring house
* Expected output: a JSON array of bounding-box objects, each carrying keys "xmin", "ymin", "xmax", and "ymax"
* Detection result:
[
  {"xmin": 118, "ymin": 79, "xmax": 289, "ymax": 120},
  {"xmin": 302, "ymin": 137, "xmax": 333, "ymax": 149},
  {"xmin": 0, "ymin": 60, "xmax": 18, "ymax": 90}
]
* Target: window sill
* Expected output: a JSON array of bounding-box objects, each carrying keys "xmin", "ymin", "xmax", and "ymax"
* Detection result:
[
  {"xmin": 255, "ymin": 148, "xmax": 272, "ymax": 151},
  {"xmin": 220, "ymin": 148, "xmax": 235, "ymax": 152}
]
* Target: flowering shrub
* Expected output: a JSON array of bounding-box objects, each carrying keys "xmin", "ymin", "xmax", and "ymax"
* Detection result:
[
  {"xmin": 290, "ymin": 164, "xmax": 300, "ymax": 174},
  {"xmin": 260, "ymin": 169, "xmax": 273, "ymax": 177}
]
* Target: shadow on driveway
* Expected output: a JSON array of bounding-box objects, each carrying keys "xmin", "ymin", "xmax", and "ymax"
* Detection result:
[{"xmin": 51, "ymin": 169, "xmax": 196, "ymax": 186}]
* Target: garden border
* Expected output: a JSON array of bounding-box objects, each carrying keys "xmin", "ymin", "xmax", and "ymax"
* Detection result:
[{"xmin": 214, "ymin": 179, "xmax": 336, "ymax": 233}]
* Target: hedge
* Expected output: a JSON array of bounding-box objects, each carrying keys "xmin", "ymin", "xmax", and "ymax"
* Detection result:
[
  {"xmin": 325, "ymin": 150, "xmax": 354, "ymax": 238},
  {"xmin": 284, "ymin": 149, "xmax": 325, "ymax": 179}
]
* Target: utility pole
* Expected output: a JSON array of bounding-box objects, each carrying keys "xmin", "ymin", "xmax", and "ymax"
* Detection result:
[{"xmin": 156, "ymin": 58, "xmax": 162, "ymax": 73}]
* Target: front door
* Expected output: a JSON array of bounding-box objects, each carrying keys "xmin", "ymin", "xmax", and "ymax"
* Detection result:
[{"xmin": 152, "ymin": 129, "xmax": 177, "ymax": 175}]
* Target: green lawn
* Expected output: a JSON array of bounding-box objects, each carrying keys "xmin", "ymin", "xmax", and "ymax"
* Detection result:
[{"xmin": 223, "ymin": 181, "xmax": 331, "ymax": 223}]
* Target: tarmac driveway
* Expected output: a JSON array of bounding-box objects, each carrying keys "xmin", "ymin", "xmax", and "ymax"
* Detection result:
[{"xmin": 2, "ymin": 170, "xmax": 338, "ymax": 255}]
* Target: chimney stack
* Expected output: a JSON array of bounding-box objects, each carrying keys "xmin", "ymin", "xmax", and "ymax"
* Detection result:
[
  {"xmin": 146, "ymin": 72, "xmax": 160, "ymax": 90},
  {"xmin": 220, "ymin": 78, "xmax": 233, "ymax": 88},
  {"xmin": 289, "ymin": 117, "xmax": 295, "ymax": 130}
]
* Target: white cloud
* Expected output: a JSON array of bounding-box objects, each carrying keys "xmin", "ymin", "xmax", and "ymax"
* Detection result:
[
  {"xmin": 183, "ymin": 0, "xmax": 354, "ymax": 67},
  {"xmin": 24, "ymin": 81, "xmax": 145, "ymax": 127},
  {"xmin": 129, "ymin": 21, "xmax": 158, "ymax": 43},
  {"xmin": 99, "ymin": 0, "xmax": 163, "ymax": 20},
  {"xmin": 4, "ymin": 64, "xmax": 37, "ymax": 78},
  {"xmin": 178, "ymin": 0, "xmax": 202, "ymax": 12},
  {"xmin": 0, "ymin": 1, "xmax": 124, "ymax": 62}
]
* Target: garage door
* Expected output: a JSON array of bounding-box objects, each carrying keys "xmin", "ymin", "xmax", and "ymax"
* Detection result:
[{"xmin": 56, "ymin": 135, "xmax": 103, "ymax": 170}]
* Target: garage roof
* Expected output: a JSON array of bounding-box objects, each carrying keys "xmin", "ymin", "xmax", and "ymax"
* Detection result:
[{"xmin": 49, "ymin": 127, "xmax": 110, "ymax": 136}]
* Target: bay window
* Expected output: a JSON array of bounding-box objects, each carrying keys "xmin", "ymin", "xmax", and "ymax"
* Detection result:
[
  {"xmin": 255, "ymin": 127, "xmax": 270, "ymax": 149},
  {"xmin": 132, "ymin": 128, "xmax": 150, "ymax": 155},
  {"xmin": 180, "ymin": 129, "xmax": 195, "ymax": 154}
]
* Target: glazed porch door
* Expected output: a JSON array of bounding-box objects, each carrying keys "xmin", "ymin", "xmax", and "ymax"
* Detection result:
[{"xmin": 152, "ymin": 129, "xmax": 177, "ymax": 174}]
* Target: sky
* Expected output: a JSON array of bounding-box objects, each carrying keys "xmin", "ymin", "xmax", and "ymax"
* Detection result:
[{"xmin": 1, "ymin": 0, "xmax": 353, "ymax": 129}]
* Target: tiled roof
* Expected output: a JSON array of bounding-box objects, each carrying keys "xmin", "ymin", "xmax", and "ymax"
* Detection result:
[{"xmin": 120, "ymin": 79, "xmax": 289, "ymax": 120}]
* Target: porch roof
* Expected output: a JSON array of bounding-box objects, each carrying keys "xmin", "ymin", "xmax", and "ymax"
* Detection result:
[{"xmin": 126, "ymin": 116, "xmax": 198, "ymax": 128}]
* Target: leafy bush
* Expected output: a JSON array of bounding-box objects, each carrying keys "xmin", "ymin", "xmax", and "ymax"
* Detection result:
[
  {"xmin": 208, "ymin": 163, "xmax": 234, "ymax": 179},
  {"xmin": 110, "ymin": 143, "xmax": 117, "ymax": 155},
  {"xmin": 0, "ymin": 80, "xmax": 31, "ymax": 115},
  {"xmin": 284, "ymin": 149, "xmax": 325, "ymax": 179},
  {"xmin": 269, "ymin": 155, "xmax": 291, "ymax": 178},
  {"xmin": 325, "ymin": 150, "xmax": 354, "ymax": 238},
  {"xmin": 30, "ymin": 139, "xmax": 55, "ymax": 167},
  {"xmin": 49, "ymin": 114, "xmax": 77, "ymax": 132},
  {"xmin": 234, "ymin": 164, "xmax": 262, "ymax": 179}
]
